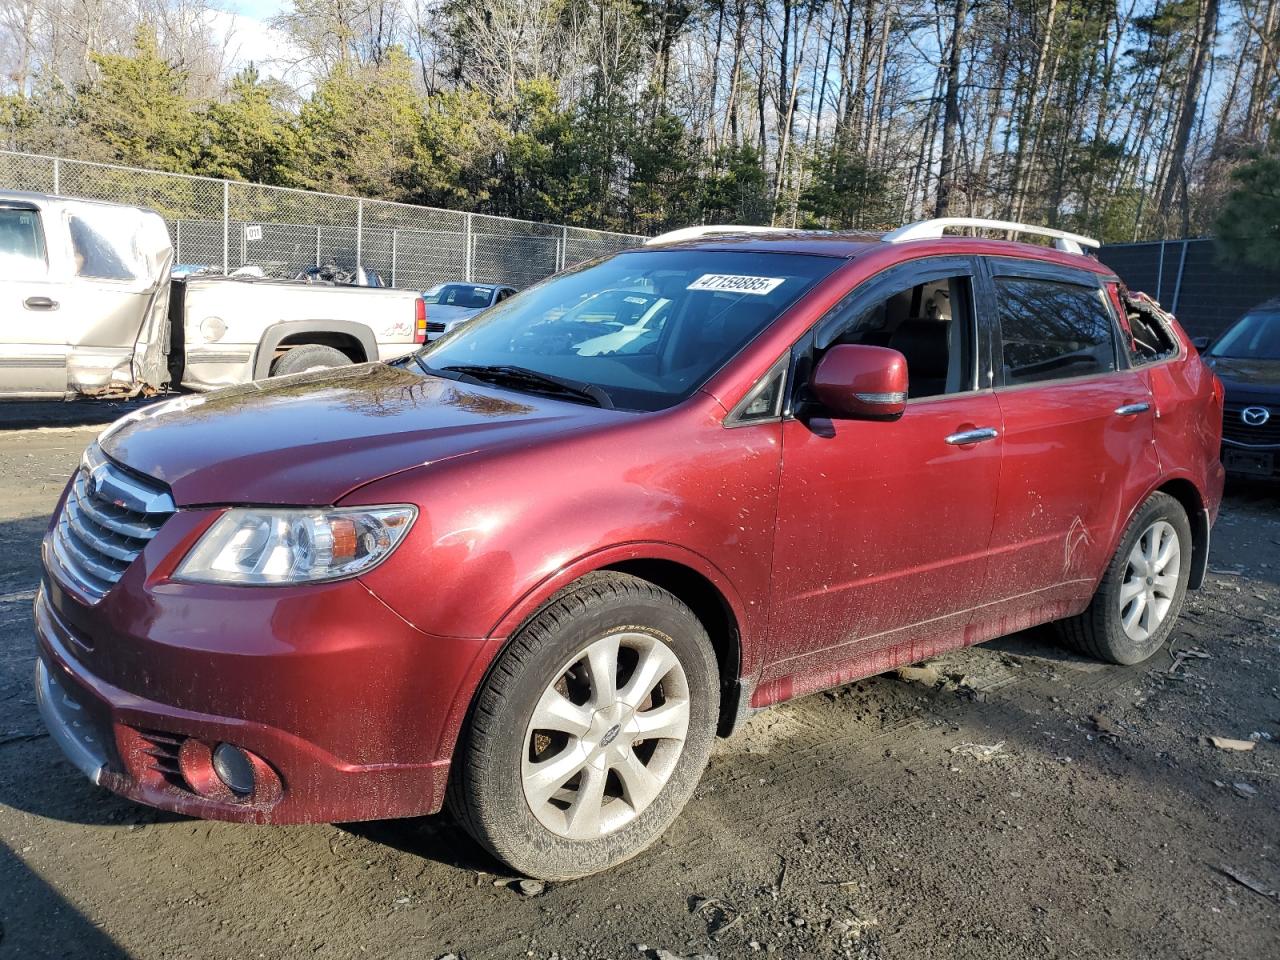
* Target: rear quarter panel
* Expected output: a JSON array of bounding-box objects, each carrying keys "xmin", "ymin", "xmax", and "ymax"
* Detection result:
[{"xmin": 1145, "ymin": 328, "xmax": 1226, "ymax": 522}]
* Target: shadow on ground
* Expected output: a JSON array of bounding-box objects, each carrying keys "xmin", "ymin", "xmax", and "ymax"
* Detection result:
[{"xmin": 0, "ymin": 843, "xmax": 131, "ymax": 959}]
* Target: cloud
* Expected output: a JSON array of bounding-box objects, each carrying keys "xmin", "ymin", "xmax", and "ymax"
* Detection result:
[{"xmin": 202, "ymin": 6, "xmax": 306, "ymax": 88}]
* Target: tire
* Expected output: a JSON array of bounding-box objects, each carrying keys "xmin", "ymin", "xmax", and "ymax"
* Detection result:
[
  {"xmin": 269, "ymin": 344, "xmax": 353, "ymax": 376},
  {"xmin": 1056, "ymin": 491, "xmax": 1192, "ymax": 665},
  {"xmin": 447, "ymin": 572, "xmax": 719, "ymax": 880}
]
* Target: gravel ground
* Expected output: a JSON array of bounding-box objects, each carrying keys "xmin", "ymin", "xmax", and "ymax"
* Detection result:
[{"xmin": 1, "ymin": 415, "xmax": 1278, "ymax": 960}]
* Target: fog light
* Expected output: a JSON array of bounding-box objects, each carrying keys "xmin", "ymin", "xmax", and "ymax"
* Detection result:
[{"xmin": 212, "ymin": 743, "xmax": 255, "ymax": 796}]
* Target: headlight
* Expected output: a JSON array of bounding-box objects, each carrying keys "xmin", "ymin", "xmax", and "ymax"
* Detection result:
[{"xmin": 174, "ymin": 505, "xmax": 416, "ymax": 585}]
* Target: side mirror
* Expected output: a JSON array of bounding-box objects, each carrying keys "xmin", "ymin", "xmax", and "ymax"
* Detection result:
[
  {"xmin": 811, "ymin": 344, "xmax": 908, "ymax": 420},
  {"xmin": 1191, "ymin": 336, "xmax": 1211, "ymax": 351}
]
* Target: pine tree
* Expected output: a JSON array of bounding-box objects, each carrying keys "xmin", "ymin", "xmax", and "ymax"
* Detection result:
[
  {"xmin": 199, "ymin": 66, "xmax": 297, "ymax": 185},
  {"xmin": 1216, "ymin": 123, "xmax": 1280, "ymax": 270},
  {"xmin": 77, "ymin": 29, "xmax": 199, "ymax": 173}
]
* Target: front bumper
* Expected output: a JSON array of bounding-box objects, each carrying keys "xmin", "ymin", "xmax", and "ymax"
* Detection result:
[
  {"xmin": 1220, "ymin": 441, "xmax": 1280, "ymax": 480},
  {"xmin": 32, "ymin": 573, "xmax": 488, "ymax": 824}
]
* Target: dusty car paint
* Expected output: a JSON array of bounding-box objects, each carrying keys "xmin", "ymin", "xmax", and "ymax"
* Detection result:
[{"xmin": 34, "ymin": 232, "xmax": 1224, "ymax": 826}]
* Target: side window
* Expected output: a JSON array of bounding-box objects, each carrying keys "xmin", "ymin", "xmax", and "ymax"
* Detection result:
[
  {"xmin": 69, "ymin": 215, "xmax": 136, "ymax": 281},
  {"xmin": 996, "ymin": 277, "xmax": 1116, "ymax": 385},
  {"xmin": 819, "ymin": 274, "xmax": 975, "ymax": 399},
  {"xmin": 0, "ymin": 206, "xmax": 47, "ymax": 273},
  {"xmin": 1118, "ymin": 287, "xmax": 1178, "ymax": 364},
  {"xmin": 730, "ymin": 356, "xmax": 788, "ymax": 424}
]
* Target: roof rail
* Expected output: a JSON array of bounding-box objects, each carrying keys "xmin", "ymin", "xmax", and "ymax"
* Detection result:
[
  {"xmin": 882, "ymin": 217, "xmax": 1100, "ymax": 255},
  {"xmin": 644, "ymin": 224, "xmax": 792, "ymax": 246}
]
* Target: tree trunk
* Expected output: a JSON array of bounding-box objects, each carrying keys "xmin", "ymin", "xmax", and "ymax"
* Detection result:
[
  {"xmin": 1158, "ymin": 0, "xmax": 1220, "ymax": 221},
  {"xmin": 934, "ymin": 0, "xmax": 965, "ymax": 217}
]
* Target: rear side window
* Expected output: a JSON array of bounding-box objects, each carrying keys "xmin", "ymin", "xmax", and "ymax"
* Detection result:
[
  {"xmin": 0, "ymin": 206, "xmax": 47, "ymax": 273},
  {"xmin": 69, "ymin": 215, "xmax": 137, "ymax": 280},
  {"xmin": 996, "ymin": 277, "xmax": 1117, "ymax": 385},
  {"xmin": 1119, "ymin": 288, "xmax": 1178, "ymax": 364}
]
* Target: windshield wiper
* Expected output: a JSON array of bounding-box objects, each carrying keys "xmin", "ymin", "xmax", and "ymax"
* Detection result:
[{"xmin": 441, "ymin": 364, "xmax": 615, "ymax": 409}]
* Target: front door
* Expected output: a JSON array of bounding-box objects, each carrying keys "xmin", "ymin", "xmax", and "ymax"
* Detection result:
[
  {"xmin": 767, "ymin": 257, "xmax": 1003, "ymax": 680},
  {"xmin": 0, "ymin": 201, "xmax": 66, "ymax": 395}
]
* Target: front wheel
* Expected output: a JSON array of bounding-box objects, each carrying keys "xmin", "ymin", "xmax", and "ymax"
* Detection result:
[
  {"xmin": 1057, "ymin": 491, "xmax": 1192, "ymax": 664},
  {"xmin": 447, "ymin": 573, "xmax": 719, "ymax": 880}
]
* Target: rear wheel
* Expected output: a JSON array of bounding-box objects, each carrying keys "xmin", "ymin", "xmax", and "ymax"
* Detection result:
[
  {"xmin": 448, "ymin": 573, "xmax": 719, "ymax": 880},
  {"xmin": 1057, "ymin": 491, "xmax": 1192, "ymax": 664},
  {"xmin": 270, "ymin": 344, "xmax": 352, "ymax": 376}
]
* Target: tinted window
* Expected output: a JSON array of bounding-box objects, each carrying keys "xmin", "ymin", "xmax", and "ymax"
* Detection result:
[
  {"xmin": 1209, "ymin": 310, "xmax": 1280, "ymax": 360},
  {"xmin": 997, "ymin": 278, "xmax": 1116, "ymax": 385},
  {"xmin": 820, "ymin": 274, "xmax": 975, "ymax": 399},
  {"xmin": 417, "ymin": 249, "xmax": 840, "ymax": 411},
  {"xmin": 0, "ymin": 206, "xmax": 47, "ymax": 273}
]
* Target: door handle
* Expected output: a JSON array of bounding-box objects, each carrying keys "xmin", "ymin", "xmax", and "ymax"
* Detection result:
[
  {"xmin": 945, "ymin": 427, "xmax": 999, "ymax": 445},
  {"xmin": 1114, "ymin": 402, "xmax": 1151, "ymax": 416},
  {"xmin": 24, "ymin": 296, "xmax": 58, "ymax": 310}
]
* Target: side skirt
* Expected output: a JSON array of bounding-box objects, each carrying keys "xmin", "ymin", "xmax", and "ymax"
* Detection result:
[{"xmin": 746, "ymin": 584, "xmax": 1089, "ymax": 714}]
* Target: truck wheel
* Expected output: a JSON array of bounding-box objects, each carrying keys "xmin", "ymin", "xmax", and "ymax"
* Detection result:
[
  {"xmin": 448, "ymin": 573, "xmax": 719, "ymax": 880},
  {"xmin": 1056, "ymin": 491, "xmax": 1192, "ymax": 665},
  {"xmin": 270, "ymin": 344, "xmax": 352, "ymax": 376}
]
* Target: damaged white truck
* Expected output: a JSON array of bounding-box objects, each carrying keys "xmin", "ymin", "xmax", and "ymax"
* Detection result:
[{"xmin": 0, "ymin": 191, "xmax": 426, "ymax": 400}]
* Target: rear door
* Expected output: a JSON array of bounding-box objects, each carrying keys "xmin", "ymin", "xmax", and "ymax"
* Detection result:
[
  {"xmin": 0, "ymin": 200, "xmax": 67, "ymax": 395},
  {"xmin": 983, "ymin": 258, "xmax": 1161, "ymax": 608}
]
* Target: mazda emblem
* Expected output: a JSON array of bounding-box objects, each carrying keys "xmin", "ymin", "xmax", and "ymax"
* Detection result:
[{"xmin": 1242, "ymin": 406, "xmax": 1271, "ymax": 427}]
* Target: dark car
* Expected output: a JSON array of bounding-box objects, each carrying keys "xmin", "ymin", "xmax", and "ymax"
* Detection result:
[
  {"xmin": 35, "ymin": 219, "xmax": 1223, "ymax": 880},
  {"xmin": 1196, "ymin": 298, "xmax": 1280, "ymax": 479}
]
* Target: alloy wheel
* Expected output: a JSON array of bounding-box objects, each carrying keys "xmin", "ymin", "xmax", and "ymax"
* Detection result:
[
  {"xmin": 521, "ymin": 631, "xmax": 690, "ymax": 840},
  {"xmin": 1119, "ymin": 519, "xmax": 1181, "ymax": 643}
]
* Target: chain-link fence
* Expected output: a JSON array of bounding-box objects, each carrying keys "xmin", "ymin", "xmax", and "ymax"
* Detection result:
[{"xmin": 0, "ymin": 150, "xmax": 642, "ymax": 289}]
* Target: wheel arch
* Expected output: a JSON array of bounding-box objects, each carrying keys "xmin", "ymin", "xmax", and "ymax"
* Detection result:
[
  {"xmin": 468, "ymin": 544, "xmax": 754, "ymax": 747},
  {"xmin": 1111, "ymin": 474, "xmax": 1210, "ymax": 592},
  {"xmin": 1155, "ymin": 476, "xmax": 1210, "ymax": 590},
  {"xmin": 252, "ymin": 320, "xmax": 377, "ymax": 378},
  {"xmin": 601, "ymin": 558, "xmax": 747, "ymax": 737}
]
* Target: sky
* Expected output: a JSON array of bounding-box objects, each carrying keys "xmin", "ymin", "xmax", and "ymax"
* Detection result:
[{"xmin": 206, "ymin": 0, "xmax": 299, "ymax": 83}]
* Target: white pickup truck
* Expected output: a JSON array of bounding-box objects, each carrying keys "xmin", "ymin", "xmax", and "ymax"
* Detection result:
[{"xmin": 0, "ymin": 191, "xmax": 427, "ymax": 399}]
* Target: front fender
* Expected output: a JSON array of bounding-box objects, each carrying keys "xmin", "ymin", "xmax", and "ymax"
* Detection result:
[{"xmin": 487, "ymin": 539, "xmax": 753, "ymax": 659}]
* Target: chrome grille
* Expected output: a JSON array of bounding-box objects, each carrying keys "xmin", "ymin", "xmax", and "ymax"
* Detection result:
[
  {"xmin": 1223, "ymin": 405, "xmax": 1280, "ymax": 448},
  {"xmin": 48, "ymin": 446, "xmax": 174, "ymax": 603}
]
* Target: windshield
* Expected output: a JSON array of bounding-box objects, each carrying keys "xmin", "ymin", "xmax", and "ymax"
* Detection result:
[
  {"xmin": 1210, "ymin": 310, "xmax": 1280, "ymax": 360},
  {"xmin": 424, "ymin": 283, "xmax": 494, "ymax": 308},
  {"xmin": 416, "ymin": 249, "xmax": 841, "ymax": 411}
]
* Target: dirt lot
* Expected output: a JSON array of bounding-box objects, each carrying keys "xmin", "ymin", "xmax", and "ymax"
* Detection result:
[{"xmin": 1, "ymin": 419, "xmax": 1278, "ymax": 960}]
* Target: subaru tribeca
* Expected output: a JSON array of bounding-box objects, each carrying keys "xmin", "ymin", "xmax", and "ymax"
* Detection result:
[{"xmin": 35, "ymin": 220, "xmax": 1224, "ymax": 879}]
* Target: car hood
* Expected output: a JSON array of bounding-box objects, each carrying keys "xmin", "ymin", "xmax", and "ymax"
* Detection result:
[
  {"xmin": 426, "ymin": 304, "xmax": 481, "ymax": 324},
  {"xmin": 99, "ymin": 363, "xmax": 614, "ymax": 506},
  {"xmin": 1203, "ymin": 356, "xmax": 1280, "ymax": 399}
]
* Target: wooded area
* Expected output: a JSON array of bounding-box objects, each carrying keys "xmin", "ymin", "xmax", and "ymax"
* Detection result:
[{"xmin": 0, "ymin": 0, "xmax": 1277, "ymax": 258}]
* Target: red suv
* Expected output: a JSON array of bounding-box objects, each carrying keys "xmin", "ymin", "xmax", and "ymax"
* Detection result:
[{"xmin": 35, "ymin": 220, "xmax": 1224, "ymax": 879}]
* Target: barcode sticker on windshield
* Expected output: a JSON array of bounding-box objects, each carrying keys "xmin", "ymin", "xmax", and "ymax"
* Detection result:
[{"xmin": 687, "ymin": 274, "xmax": 786, "ymax": 296}]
